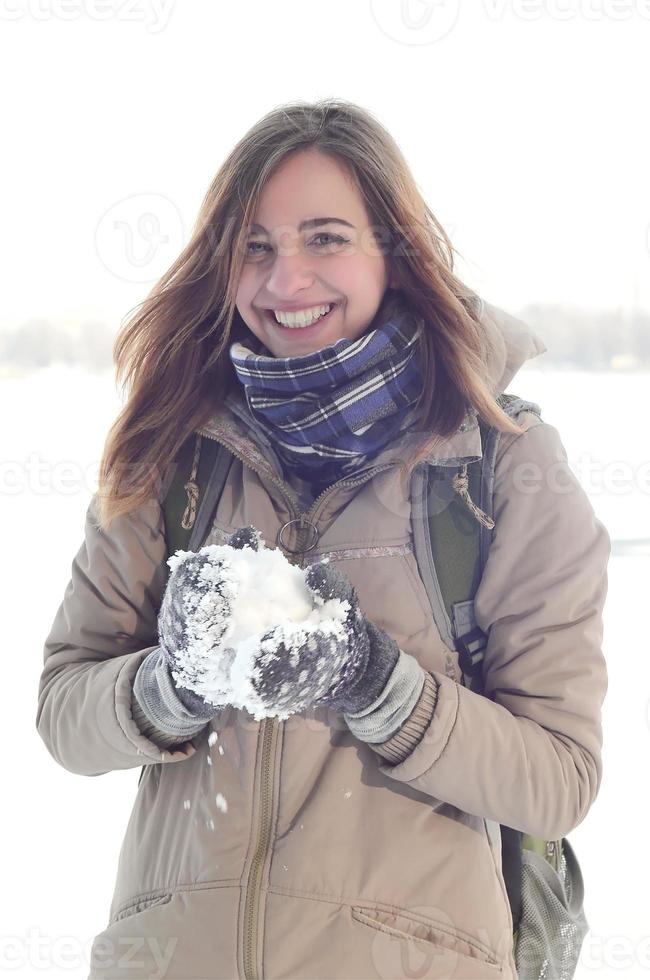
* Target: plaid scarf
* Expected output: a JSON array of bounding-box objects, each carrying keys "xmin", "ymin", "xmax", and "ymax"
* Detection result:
[{"xmin": 228, "ymin": 293, "xmax": 425, "ymax": 492}]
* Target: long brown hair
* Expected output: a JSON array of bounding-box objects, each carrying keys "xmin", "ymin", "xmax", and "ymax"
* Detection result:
[{"xmin": 97, "ymin": 97, "xmax": 524, "ymax": 531}]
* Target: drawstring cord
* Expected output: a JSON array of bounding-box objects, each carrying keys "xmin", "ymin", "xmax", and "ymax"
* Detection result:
[
  {"xmin": 452, "ymin": 463, "xmax": 495, "ymax": 530},
  {"xmin": 181, "ymin": 433, "xmax": 202, "ymax": 530}
]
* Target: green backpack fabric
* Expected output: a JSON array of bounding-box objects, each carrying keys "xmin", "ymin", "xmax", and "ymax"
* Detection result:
[{"xmin": 160, "ymin": 392, "xmax": 568, "ymax": 947}]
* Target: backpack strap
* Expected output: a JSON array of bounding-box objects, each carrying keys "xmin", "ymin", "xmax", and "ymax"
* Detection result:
[
  {"xmin": 161, "ymin": 431, "xmax": 234, "ymax": 569},
  {"xmin": 410, "ymin": 447, "xmax": 485, "ymax": 676},
  {"xmin": 411, "ymin": 392, "xmax": 542, "ymax": 934},
  {"xmin": 422, "ymin": 393, "xmax": 543, "ymax": 691}
]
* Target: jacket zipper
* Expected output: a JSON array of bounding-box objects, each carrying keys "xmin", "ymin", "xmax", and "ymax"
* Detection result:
[
  {"xmin": 196, "ymin": 425, "xmax": 397, "ymax": 542},
  {"xmin": 197, "ymin": 426, "xmax": 397, "ymax": 979},
  {"xmin": 243, "ymin": 717, "xmax": 277, "ymax": 979}
]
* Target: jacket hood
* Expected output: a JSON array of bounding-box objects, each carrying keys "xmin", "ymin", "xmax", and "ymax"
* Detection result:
[
  {"xmin": 411, "ymin": 296, "xmax": 547, "ymax": 468},
  {"xmin": 475, "ymin": 295, "xmax": 548, "ymax": 396}
]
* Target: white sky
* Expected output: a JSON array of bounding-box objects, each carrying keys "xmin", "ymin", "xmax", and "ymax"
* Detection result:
[{"xmin": 1, "ymin": 0, "xmax": 649, "ymax": 333}]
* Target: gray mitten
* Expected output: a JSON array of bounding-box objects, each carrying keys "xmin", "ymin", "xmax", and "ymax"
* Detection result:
[
  {"xmin": 158, "ymin": 524, "xmax": 263, "ymax": 715},
  {"xmin": 247, "ymin": 561, "xmax": 400, "ymax": 718}
]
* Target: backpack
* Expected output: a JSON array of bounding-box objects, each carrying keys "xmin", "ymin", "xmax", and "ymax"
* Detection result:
[{"xmin": 161, "ymin": 391, "xmax": 589, "ymax": 979}]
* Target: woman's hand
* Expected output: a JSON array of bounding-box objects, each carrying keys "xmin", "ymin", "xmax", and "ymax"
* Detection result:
[
  {"xmin": 157, "ymin": 525, "xmax": 263, "ymax": 715},
  {"xmin": 246, "ymin": 561, "xmax": 400, "ymax": 718}
]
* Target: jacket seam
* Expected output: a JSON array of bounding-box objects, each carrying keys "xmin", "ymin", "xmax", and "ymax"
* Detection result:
[
  {"xmin": 265, "ymin": 884, "xmax": 455, "ymax": 915},
  {"xmin": 208, "ymin": 517, "xmax": 413, "ymax": 555},
  {"xmin": 481, "ymin": 818, "xmax": 515, "ymax": 938},
  {"xmin": 402, "ymin": 554, "xmax": 442, "ymax": 628}
]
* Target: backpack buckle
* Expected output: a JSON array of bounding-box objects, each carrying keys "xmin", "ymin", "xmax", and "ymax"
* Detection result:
[{"xmin": 456, "ymin": 626, "xmax": 487, "ymax": 676}]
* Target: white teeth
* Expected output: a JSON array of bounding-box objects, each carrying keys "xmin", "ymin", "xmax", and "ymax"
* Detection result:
[{"xmin": 273, "ymin": 304, "xmax": 332, "ymax": 328}]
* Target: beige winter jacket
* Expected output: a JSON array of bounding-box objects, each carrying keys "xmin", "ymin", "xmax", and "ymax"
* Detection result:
[{"xmin": 36, "ymin": 300, "xmax": 610, "ymax": 979}]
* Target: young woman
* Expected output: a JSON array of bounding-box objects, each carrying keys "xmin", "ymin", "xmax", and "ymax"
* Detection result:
[{"xmin": 37, "ymin": 99, "xmax": 610, "ymax": 980}]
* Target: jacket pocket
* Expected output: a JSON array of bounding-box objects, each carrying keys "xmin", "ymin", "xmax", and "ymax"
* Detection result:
[
  {"xmin": 350, "ymin": 903, "xmax": 501, "ymax": 975},
  {"xmin": 514, "ymin": 838, "xmax": 589, "ymax": 980},
  {"xmin": 111, "ymin": 891, "xmax": 172, "ymax": 925}
]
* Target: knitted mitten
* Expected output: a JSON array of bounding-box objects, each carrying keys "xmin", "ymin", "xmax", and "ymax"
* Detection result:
[
  {"xmin": 246, "ymin": 561, "xmax": 400, "ymax": 718},
  {"xmin": 157, "ymin": 524, "xmax": 263, "ymax": 715}
]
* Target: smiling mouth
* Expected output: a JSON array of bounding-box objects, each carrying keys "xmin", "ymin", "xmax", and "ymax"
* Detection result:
[{"xmin": 262, "ymin": 302, "xmax": 340, "ymax": 331}]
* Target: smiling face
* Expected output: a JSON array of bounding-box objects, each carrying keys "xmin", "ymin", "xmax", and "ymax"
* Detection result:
[{"xmin": 235, "ymin": 148, "xmax": 397, "ymax": 357}]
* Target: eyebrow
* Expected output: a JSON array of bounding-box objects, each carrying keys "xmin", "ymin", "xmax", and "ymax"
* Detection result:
[{"xmin": 248, "ymin": 217, "xmax": 355, "ymax": 235}]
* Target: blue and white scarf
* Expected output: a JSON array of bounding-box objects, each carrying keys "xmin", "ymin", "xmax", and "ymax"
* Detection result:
[{"xmin": 229, "ymin": 293, "xmax": 425, "ymax": 492}]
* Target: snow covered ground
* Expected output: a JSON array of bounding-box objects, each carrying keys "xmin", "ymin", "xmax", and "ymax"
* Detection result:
[{"xmin": 4, "ymin": 363, "xmax": 648, "ymax": 978}]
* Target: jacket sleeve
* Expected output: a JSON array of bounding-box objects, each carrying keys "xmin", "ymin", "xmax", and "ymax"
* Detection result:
[
  {"xmin": 35, "ymin": 488, "xmax": 209, "ymax": 776},
  {"xmin": 369, "ymin": 413, "xmax": 611, "ymax": 840}
]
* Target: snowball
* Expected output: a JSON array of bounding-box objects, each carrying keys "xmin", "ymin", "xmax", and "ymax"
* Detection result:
[{"xmin": 171, "ymin": 533, "xmax": 349, "ymax": 721}]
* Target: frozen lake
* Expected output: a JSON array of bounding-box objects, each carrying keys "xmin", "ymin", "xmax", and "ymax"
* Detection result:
[{"xmin": 3, "ymin": 363, "xmax": 648, "ymax": 978}]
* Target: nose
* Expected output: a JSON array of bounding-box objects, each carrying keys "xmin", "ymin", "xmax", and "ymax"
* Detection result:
[{"xmin": 264, "ymin": 250, "xmax": 317, "ymax": 299}]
